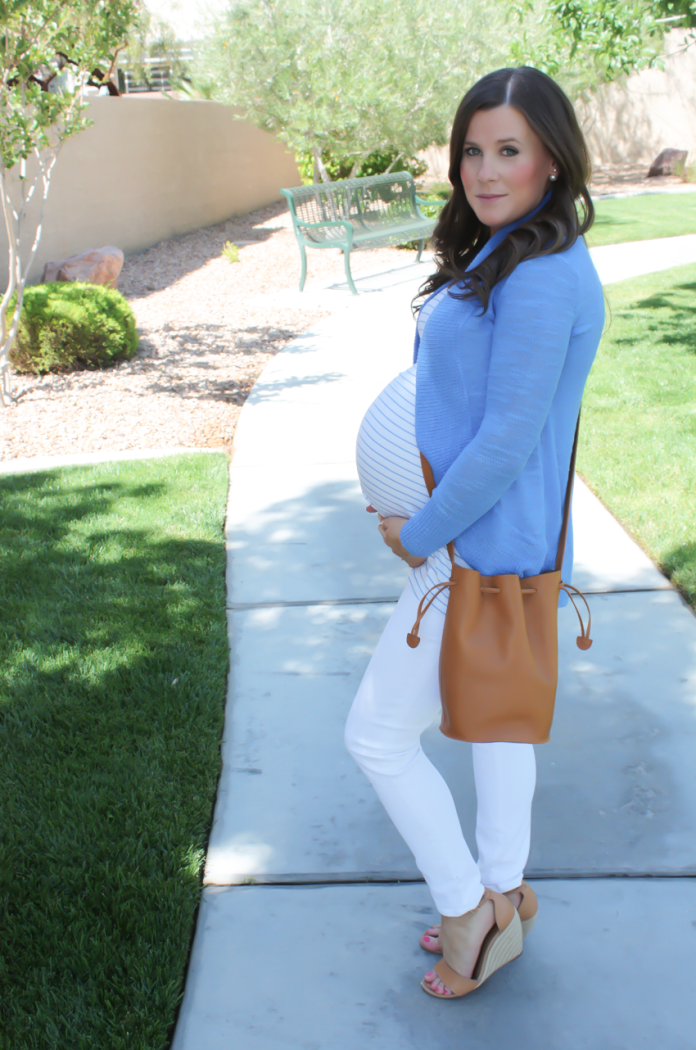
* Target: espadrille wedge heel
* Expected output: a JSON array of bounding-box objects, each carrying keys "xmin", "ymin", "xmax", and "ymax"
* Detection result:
[
  {"xmin": 515, "ymin": 881, "xmax": 538, "ymax": 938},
  {"xmin": 421, "ymin": 888, "xmax": 523, "ymax": 999}
]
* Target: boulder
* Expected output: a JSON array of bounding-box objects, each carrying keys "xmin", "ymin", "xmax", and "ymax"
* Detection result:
[
  {"xmin": 648, "ymin": 149, "xmax": 688, "ymax": 178},
  {"xmin": 41, "ymin": 246, "xmax": 124, "ymax": 288}
]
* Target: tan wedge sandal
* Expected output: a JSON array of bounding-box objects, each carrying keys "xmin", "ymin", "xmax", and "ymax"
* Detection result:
[
  {"xmin": 515, "ymin": 881, "xmax": 538, "ymax": 938},
  {"xmin": 421, "ymin": 888, "xmax": 523, "ymax": 999},
  {"xmin": 420, "ymin": 880, "xmax": 538, "ymax": 954}
]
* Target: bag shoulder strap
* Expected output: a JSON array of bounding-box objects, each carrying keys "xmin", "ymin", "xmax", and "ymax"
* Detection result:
[
  {"xmin": 555, "ymin": 412, "xmax": 580, "ymax": 573},
  {"xmin": 419, "ymin": 454, "xmax": 457, "ymax": 576},
  {"xmin": 420, "ymin": 453, "xmax": 436, "ymax": 497},
  {"xmin": 419, "ymin": 410, "xmax": 581, "ymax": 576}
]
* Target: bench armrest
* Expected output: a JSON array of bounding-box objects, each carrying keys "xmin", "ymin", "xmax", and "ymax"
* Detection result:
[
  {"xmin": 294, "ymin": 219, "xmax": 354, "ymax": 246},
  {"xmin": 415, "ymin": 195, "xmax": 448, "ymax": 218},
  {"xmin": 415, "ymin": 195, "xmax": 448, "ymax": 206}
]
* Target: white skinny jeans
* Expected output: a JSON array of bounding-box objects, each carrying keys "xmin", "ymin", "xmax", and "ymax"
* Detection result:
[{"xmin": 345, "ymin": 585, "xmax": 537, "ymax": 917}]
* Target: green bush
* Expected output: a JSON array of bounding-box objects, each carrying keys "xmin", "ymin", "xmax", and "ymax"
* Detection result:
[
  {"xmin": 8, "ymin": 281, "xmax": 139, "ymax": 374},
  {"xmin": 297, "ymin": 147, "xmax": 427, "ymax": 184},
  {"xmin": 422, "ymin": 181, "xmax": 452, "ymax": 201}
]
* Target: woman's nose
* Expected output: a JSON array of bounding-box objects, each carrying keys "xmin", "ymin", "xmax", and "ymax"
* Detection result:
[{"xmin": 478, "ymin": 154, "xmax": 498, "ymax": 181}]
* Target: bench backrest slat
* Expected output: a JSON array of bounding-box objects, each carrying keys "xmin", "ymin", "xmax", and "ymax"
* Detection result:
[{"xmin": 282, "ymin": 172, "xmax": 421, "ymax": 238}]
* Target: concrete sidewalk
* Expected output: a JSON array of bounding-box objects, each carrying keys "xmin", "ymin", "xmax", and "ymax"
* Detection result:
[{"xmin": 172, "ymin": 240, "xmax": 696, "ymax": 1049}]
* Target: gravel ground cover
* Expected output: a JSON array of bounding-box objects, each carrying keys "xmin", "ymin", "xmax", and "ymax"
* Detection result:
[
  {"xmin": 2, "ymin": 164, "xmax": 693, "ymax": 463},
  {"xmin": 0, "ymin": 202, "xmax": 408, "ymax": 462},
  {"xmin": 588, "ymin": 161, "xmax": 692, "ymax": 197}
]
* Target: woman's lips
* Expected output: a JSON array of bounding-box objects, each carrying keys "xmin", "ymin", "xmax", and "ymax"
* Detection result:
[{"xmin": 477, "ymin": 193, "xmax": 507, "ymax": 199}]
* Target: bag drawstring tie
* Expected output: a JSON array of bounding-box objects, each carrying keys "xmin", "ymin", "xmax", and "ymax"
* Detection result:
[
  {"xmin": 559, "ymin": 581, "xmax": 593, "ymax": 649},
  {"xmin": 407, "ymin": 577, "xmax": 592, "ymax": 651},
  {"xmin": 406, "ymin": 578, "xmax": 455, "ymax": 648}
]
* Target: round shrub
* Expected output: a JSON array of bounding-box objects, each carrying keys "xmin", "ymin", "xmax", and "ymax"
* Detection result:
[{"xmin": 8, "ymin": 281, "xmax": 139, "ymax": 374}]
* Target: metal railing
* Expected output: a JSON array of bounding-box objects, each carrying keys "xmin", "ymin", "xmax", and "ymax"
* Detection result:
[{"xmin": 117, "ymin": 48, "xmax": 193, "ymax": 94}]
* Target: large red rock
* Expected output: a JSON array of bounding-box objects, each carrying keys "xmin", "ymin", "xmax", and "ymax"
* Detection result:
[
  {"xmin": 648, "ymin": 149, "xmax": 688, "ymax": 177},
  {"xmin": 41, "ymin": 246, "xmax": 124, "ymax": 287}
]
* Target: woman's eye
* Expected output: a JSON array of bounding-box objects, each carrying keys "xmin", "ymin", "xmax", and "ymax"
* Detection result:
[
  {"xmin": 464, "ymin": 147, "xmax": 481, "ymax": 156},
  {"xmin": 501, "ymin": 147, "xmax": 518, "ymax": 156}
]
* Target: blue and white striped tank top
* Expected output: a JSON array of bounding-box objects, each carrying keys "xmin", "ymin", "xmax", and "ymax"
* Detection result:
[{"xmin": 356, "ymin": 286, "xmax": 470, "ymax": 613}]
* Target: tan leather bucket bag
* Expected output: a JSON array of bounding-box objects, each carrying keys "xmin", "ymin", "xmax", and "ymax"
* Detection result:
[{"xmin": 406, "ymin": 416, "xmax": 592, "ymax": 744}]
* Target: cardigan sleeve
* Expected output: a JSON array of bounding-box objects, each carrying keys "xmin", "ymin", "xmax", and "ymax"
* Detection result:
[{"xmin": 400, "ymin": 254, "xmax": 579, "ymax": 558}]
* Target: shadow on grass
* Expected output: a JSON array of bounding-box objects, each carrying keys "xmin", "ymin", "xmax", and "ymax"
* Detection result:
[
  {"xmin": 0, "ymin": 468, "xmax": 228, "ymax": 1050},
  {"xmin": 612, "ymin": 281, "xmax": 696, "ymax": 354},
  {"xmin": 591, "ymin": 213, "xmax": 634, "ymax": 228}
]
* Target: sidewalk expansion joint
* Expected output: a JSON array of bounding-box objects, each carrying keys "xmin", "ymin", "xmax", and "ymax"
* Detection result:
[
  {"xmin": 206, "ymin": 869, "xmax": 696, "ymax": 887},
  {"xmin": 227, "ymin": 597, "xmax": 400, "ymax": 610},
  {"xmin": 227, "ymin": 586, "xmax": 672, "ymax": 612}
]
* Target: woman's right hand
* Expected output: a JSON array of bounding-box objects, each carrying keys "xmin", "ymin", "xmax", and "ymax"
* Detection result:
[
  {"xmin": 366, "ymin": 505, "xmax": 426, "ymax": 567},
  {"xmin": 373, "ymin": 511, "xmax": 427, "ymax": 569}
]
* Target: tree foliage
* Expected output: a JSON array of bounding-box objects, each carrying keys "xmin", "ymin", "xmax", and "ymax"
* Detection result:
[
  {"xmin": 0, "ymin": 0, "xmax": 139, "ymax": 169},
  {"xmin": 513, "ymin": 0, "xmax": 664, "ymax": 87},
  {"xmin": 653, "ymin": 0, "xmax": 696, "ymax": 28},
  {"xmin": 195, "ymin": 0, "xmax": 668, "ymax": 182},
  {"xmin": 0, "ymin": 0, "xmax": 140, "ymax": 404},
  {"xmin": 194, "ymin": 0, "xmax": 511, "ymax": 181}
]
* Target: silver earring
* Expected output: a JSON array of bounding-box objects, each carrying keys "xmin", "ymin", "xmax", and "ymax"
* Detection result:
[{"xmin": 549, "ymin": 172, "xmax": 558, "ymax": 181}]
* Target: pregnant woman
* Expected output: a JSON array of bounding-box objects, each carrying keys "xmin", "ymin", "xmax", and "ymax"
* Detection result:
[{"xmin": 346, "ymin": 66, "xmax": 605, "ymax": 999}]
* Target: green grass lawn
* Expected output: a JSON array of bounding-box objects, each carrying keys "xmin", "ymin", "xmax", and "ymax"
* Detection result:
[
  {"xmin": 587, "ymin": 191, "xmax": 696, "ymax": 247},
  {"xmin": 418, "ymin": 184, "xmax": 696, "ymax": 246},
  {"xmin": 578, "ymin": 263, "xmax": 696, "ymax": 606},
  {"xmin": 0, "ymin": 453, "xmax": 229, "ymax": 1050}
]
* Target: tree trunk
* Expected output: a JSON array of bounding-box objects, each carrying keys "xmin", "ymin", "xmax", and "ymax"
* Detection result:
[
  {"xmin": 0, "ymin": 169, "xmax": 21, "ymax": 407},
  {"xmin": 348, "ymin": 152, "xmax": 369, "ymax": 179},
  {"xmin": 312, "ymin": 146, "xmax": 332, "ymax": 184},
  {"xmin": 0, "ymin": 150, "xmax": 59, "ymax": 406},
  {"xmin": 384, "ymin": 151, "xmax": 404, "ymax": 175}
]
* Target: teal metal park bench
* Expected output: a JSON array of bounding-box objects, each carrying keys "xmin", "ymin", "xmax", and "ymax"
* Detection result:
[{"xmin": 280, "ymin": 171, "xmax": 446, "ymax": 295}]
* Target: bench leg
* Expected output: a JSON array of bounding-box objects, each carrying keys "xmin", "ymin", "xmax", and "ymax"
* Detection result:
[
  {"xmin": 343, "ymin": 248, "xmax": 358, "ymax": 295},
  {"xmin": 299, "ymin": 244, "xmax": 308, "ymax": 292},
  {"xmin": 416, "ymin": 238, "xmax": 425, "ymax": 263}
]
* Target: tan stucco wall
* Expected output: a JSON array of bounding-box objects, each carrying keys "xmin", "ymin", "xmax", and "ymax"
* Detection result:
[
  {"xmin": 1, "ymin": 97, "xmax": 300, "ymax": 287},
  {"xmin": 578, "ymin": 31, "xmax": 696, "ymax": 166},
  {"xmin": 419, "ymin": 33, "xmax": 696, "ymax": 180}
]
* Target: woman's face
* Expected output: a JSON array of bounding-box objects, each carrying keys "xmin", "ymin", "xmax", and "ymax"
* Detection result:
[{"xmin": 459, "ymin": 105, "xmax": 558, "ymax": 235}]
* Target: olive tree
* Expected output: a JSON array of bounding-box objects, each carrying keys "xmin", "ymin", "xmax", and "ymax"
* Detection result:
[
  {"xmin": 194, "ymin": 0, "xmax": 511, "ymax": 183},
  {"xmin": 195, "ymin": 0, "xmax": 667, "ymax": 184},
  {"xmin": 0, "ymin": 0, "xmax": 140, "ymax": 405}
]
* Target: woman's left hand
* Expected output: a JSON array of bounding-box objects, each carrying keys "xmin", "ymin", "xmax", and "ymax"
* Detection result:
[{"xmin": 378, "ymin": 515, "xmax": 426, "ymax": 568}]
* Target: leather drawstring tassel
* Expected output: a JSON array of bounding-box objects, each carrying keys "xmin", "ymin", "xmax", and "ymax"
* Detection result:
[
  {"xmin": 408, "ymin": 578, "xmax": 593, "ymax": 652},
  {"xmin": 560, "ymin": 582, "xmax": 593, "ymax": 649},
  {"xmin": 407, "ymin": 580, "xmax": 455, "ymax": 648}
]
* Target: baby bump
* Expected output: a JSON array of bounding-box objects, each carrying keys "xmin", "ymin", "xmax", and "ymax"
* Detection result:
[{"xmin": 355, "ymin": 366, "xmax": 430, "ymax": 519}]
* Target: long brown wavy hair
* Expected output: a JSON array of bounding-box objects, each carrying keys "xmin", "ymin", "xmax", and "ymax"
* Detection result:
[{"xmin": 418, "ymin": 66, "xmax": 594, "ymax": 312}]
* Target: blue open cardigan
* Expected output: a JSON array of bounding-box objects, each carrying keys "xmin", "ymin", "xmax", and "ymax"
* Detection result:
[{"xmin": 400, "ymin": 196, "xmax": 605, "ymax": 600}]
